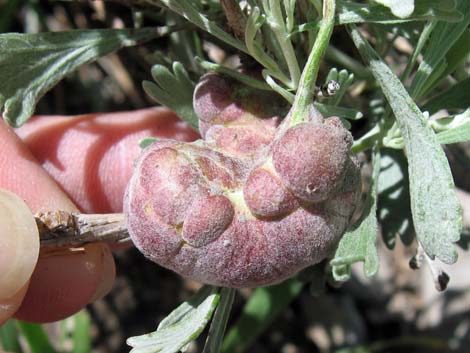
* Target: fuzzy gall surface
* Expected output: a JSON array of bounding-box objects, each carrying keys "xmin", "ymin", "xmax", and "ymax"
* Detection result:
[{"xmin": 124, "ymin": 74, "xmax": 361, "ymax": 288}]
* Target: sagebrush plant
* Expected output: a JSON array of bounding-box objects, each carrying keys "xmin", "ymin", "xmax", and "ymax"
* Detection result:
[{"xmin": 0, "ymin": 0, "xmax": 469, "ymax": 352}]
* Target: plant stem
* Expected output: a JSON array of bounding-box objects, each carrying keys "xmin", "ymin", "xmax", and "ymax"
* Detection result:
[
  {"xmin": 289, "ymin": 0, "xmax": 336, "ymax": 126},
  {"xmin": 37, "ymin": 211, "xmax": 129, "ymax": 248}
]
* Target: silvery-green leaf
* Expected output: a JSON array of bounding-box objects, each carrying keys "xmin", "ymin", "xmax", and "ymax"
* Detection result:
[
  {"xmin": 373, "ymin": 0, "xmax": 415, "ymax": 18},
  {"xmin": 0, "ymin": 29, "xmax": 160, "ymax": 127},
  {"xmin": 331, "ymin": 147, "xmax": 380, "ymax": 281},
  {"xmin": 348, "ymin": 24, "xmax": 462, "ymax": 264},
  {"xmin": 142, "ymin": 62, "xmax": 198, "ymax": 131},
  {"xmin": 127, "ymin": 286, "xmax": 219, "ymax": 353}
]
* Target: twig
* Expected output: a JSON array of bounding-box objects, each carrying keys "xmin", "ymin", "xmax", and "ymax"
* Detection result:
[
  {"xmin": 37, "ymin": 211, "xmax": 130, "ymax": 248},
  {"xmin": 220, "ymin": 0, "xmax": 246, "ymax": 38},
  {"xmin": 288, "ymin": 0, "xmax": 336, "ymax": 126}
]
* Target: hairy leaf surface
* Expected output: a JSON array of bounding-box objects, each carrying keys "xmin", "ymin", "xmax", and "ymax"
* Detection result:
[
  {"xmin": 0, "ymin": 28, "xmax": 159, "ymax": 127},
  {"xmin": 127, "ymin": 286, "xmax": 219, "ymax": 353},
  {"xmin": 331, "ymin": 147, "xmax": 380, "ymax": 281},
  {"xmin": 349, "ymin": 24, "xmax": 462, "ymax": 264}
]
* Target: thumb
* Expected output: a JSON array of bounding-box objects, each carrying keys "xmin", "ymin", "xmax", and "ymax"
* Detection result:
[{"xmin": 0, "ymin": 189, "xmax": 39, "ymax": 308}]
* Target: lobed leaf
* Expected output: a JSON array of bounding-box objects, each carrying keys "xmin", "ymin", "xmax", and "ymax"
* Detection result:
[
  {"xmin": 127, "ymin": 286, "xmax": 220, "ymax": 353},
  {"xmin": 331, "ymin": 147, "xmax": 380, "ymax": 281},
  {"xmin": 0, "ymin": 28, "xmax": 160, "ymax": 127},
  {"xmin": 348, "ymin": 24, "xmax": 462, "ymax": 264},
  {"xmin": 142, "ymin": 62, "xmax": 198, "ymax": 131}
]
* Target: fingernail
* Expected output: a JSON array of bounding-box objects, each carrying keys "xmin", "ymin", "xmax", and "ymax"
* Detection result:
[
  {"xmin": 0, "ymin": 282, "xmax": 29, "ymax": 325},
  {"xmin": 0, "ymin": 189, "xmax": 40, "ymax": 299},
  {"xmin": 90, "ymin": 245, "xmax": 115, "ymax": 302}
]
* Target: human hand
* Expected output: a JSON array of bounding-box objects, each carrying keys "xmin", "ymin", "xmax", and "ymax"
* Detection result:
[{"xmin": 0, "ymin": 108, "xmax": 198, "ymax": 324}]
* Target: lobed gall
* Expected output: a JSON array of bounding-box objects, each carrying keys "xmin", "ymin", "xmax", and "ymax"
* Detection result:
[{"xmin": 124, "ymin": 74, "xmax": 361, "ymax": 288}]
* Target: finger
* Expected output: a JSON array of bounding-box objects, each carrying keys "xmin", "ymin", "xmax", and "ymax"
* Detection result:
[
  {"xmin": 0, "ymin": 189, "xmax": 39, "ymax": 324},
  {"xmin": 17, "ymin": 107, "xmax": 199, "ymax": 214},
  {"xmin": 0, "ymin": 120, "xmax": 115, "ymax": 323},
  {"xmin": 13, "ymin": 244, "xmax": 111, "ymax": 322},
  {"xmin": 0, "ymin": 284, "xmax": 28, "ymax": 326}
]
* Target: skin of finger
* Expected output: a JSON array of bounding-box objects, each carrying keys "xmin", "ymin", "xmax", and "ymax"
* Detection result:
[
  {"xmin": 89, "ymin": 244, "xmax": 115, "ymax": 302},
  {"xmin": 16, "ymin": 107, "xmax": 200, "ymax": 214},
  {"xmin": 0, "ymin": 120, "xmax": 115, "ymax": 323},
  {"xmin": 13, "ymin": 244, "xmax": 107, "ymax": 323}
]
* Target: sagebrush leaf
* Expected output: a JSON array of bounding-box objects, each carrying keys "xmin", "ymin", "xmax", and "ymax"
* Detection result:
[
  {"xmin": 0, "ymin": 28, "xmax": 160, "ymax": 127},
  {"xmin": 331, "ymin": 147, "xmax": 380, "ymax": 281},
  {"xmin": 143, "ymin": 62, "xmax": 198, "ymax": 130},
  {"xmin": 348, "ymin": 24, "xmax": 462, "ymax": 264},
  {"xmin": 127, "ymin": 286, "xmax": 219, "ymax": 353}
]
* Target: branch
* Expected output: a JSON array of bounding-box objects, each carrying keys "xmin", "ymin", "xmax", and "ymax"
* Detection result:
[{"xmin": 37, "ymin": 211, "xmax": 130, "ymax": 248}]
